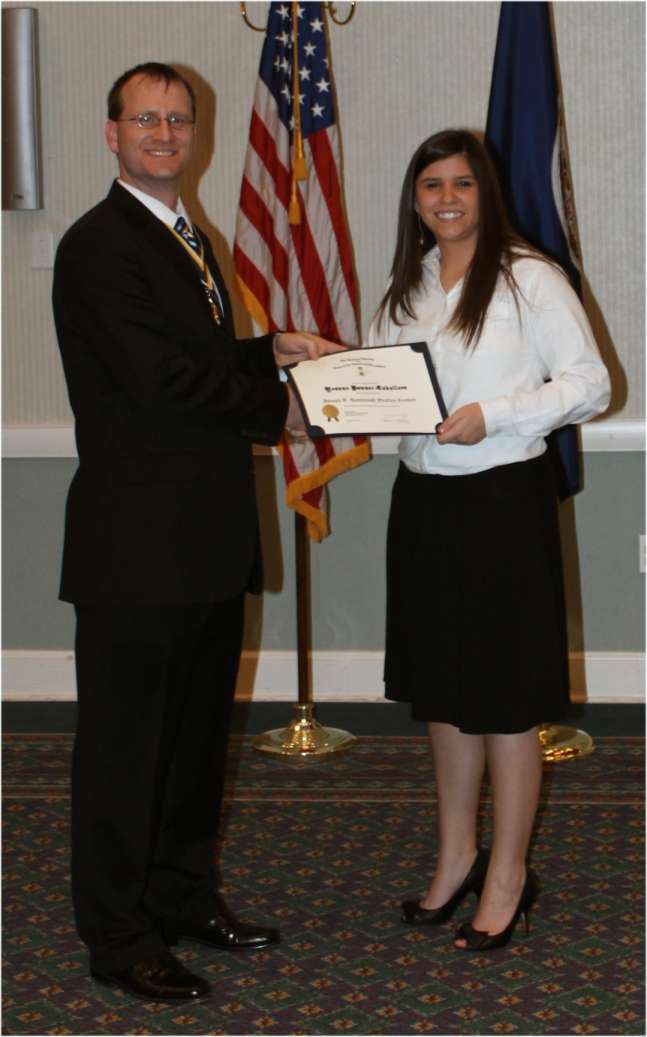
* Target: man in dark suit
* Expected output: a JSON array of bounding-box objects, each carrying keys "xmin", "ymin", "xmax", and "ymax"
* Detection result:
[{"xmin": 53, "ymin": 62, "xmax": 342, "ymax": 1003}]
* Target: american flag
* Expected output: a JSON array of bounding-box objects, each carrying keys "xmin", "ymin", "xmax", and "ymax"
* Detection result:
[{"xmin": 234, "ymin": 0, "xmax": 370, "ymax": 541}]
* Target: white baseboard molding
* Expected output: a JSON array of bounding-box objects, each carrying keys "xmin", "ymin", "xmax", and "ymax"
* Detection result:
[
  {"xmin": 3, "ymin": 419, "xmax": 645, "ymax": 457},
  {"xmin": 2, "ymin": 649, "xmax": 644, "ymax": 705}
]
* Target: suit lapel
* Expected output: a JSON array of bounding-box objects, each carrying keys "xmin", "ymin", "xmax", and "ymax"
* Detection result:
[{"xmin": 106, "ymin": 182, "xmax": 233, "ymax": 335}]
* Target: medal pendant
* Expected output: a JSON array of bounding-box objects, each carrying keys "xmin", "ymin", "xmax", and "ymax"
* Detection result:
[{"xmin": 201, "ymin": 279, "xmax": 222, "ymax": 326}]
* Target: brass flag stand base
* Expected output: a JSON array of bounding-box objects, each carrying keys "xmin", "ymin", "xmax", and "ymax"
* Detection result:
[
  {"xmin": 253, "ymin": 702, "xmax": 356, "ymax": 757},
  {"xmin": 253, "ymin": 513, "xmax": 355, "ymax": 760},
  {"xmin": 539, "ymin": 724, "xmax": 594, "ymax": 763}
]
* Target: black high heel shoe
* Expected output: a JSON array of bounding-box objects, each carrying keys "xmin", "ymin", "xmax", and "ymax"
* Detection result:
[
  {"xmin": 401, "ymin": 848, "xmax": 489, "ymax": 925},
  {"xmin": 454, "ymin": 868, "xmax": 539, "ymax": 950}
]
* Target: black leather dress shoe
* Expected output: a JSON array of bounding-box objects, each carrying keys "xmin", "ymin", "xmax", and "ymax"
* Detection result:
[
  {"xmin": 163, "ymin": 905, "xmax": 280, "ymax": 951},
  {"xmin": 91, "ymin": 952, "xmax": 210, "ymax": 1002}
]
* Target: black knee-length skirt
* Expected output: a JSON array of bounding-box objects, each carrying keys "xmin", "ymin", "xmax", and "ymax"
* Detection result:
[{"xmin": 384, "ymin": 453, "xmax": 570, "ymax": 734}]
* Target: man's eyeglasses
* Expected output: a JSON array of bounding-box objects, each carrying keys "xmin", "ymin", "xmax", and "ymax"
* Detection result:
[{"xmin": 118, "ymin": 112, "xmax": 195, "ymax": 131}]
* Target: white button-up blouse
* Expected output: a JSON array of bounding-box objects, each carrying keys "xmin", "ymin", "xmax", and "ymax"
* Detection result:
[{"xmin": 366, "ymin": 247, "xmax": 611, "ymax": 476}]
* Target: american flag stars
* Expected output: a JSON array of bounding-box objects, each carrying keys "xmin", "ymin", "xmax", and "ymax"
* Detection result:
[
  {"xmin": 261, "ymin": 1, "xmax": 334, "ymax": 133},
  {"xmin": 276, "ymin": 2, "xmax": 324, "ymax": 30}
]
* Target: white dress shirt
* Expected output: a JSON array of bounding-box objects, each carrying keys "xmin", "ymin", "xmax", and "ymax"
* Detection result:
[
  {"xmin": 366, "ymin": 247, "xmax": 611, "ymax": 476},
  {"xmin": 118, "ymin": 178, "xmax": 192, "ymax": 229}
]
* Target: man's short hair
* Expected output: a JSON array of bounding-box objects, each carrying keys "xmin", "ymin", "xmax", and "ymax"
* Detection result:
[{"xmin": 107, "ymin": 62, "xmax": 197, "ymax": 121}]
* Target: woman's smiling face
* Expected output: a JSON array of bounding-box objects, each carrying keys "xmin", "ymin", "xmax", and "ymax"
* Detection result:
[{"xmin": 415, "ymin": 153, "xmax": 480, "ymax": 250}]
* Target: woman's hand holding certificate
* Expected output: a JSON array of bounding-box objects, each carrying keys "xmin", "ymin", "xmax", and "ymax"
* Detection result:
[
  {"xmin": 286, "ymin": 343, "xmax": 447, "ymax": 438},
  {"xmin": 436, "ymin": 403, "xmax": 486, "ymax": 445}
]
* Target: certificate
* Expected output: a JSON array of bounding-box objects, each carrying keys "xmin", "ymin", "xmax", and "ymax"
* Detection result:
[{"xmin": 286, "ymin": 342, "xmax": 447, "ymax": 437}]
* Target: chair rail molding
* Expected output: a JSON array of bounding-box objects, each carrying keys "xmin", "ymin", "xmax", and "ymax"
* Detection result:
[{"xmin": 3, "ymin": 419, "xmax": 645, "ymax": 458}]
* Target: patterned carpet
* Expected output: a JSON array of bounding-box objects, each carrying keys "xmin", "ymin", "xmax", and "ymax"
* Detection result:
[{"xmin": 2, "ymin": 734, "xmax": 644, "ymax": 1036}]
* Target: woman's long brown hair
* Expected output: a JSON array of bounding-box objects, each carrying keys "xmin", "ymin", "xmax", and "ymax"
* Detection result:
[{"xmin": 377, "ymin": 129, "xmax": 540, "ymax": 347}]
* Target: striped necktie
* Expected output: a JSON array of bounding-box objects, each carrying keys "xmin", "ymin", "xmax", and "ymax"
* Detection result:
[
  {"xmin": 173, "ymin": 216, "xmax": 223, "ymax": 327},
  {"xmin": 174, "ymin": 216, "xmax": 200, "ymax": 253}
]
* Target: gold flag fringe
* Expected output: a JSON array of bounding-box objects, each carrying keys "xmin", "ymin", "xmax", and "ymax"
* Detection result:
[{"xmin": 281, "ymin": 439, "xmax": 372, "ymax": 541}]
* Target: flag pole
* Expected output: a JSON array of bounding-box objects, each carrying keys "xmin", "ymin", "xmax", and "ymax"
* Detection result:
[
  {"xmin": 538, "ymin": 0, "xmax": 593, "ymax": 763},
  {"xmin": 538, "ymin": 1, "xmax": 593, "ymax": 764},
  {"xmin": 252, "ymin": 1, "xmax": 356, "ymax": 757},
  {"xmin": 253, "ymin": 514, "xmax": 356, "ymax": 756},
  {"xmin": 485, "ymin": 0, "xmax": 593, "ymax": 764}
]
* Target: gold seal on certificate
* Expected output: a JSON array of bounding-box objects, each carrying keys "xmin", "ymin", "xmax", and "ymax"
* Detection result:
[{"xmin": 286, "ymin": 343, "xmax": 447, "ymax": 437}]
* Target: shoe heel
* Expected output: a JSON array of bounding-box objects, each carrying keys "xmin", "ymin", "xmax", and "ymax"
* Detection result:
[
  {"xmin": 520, "ymin": 873, "xmax": 539, "ymax": 937},
  {"xmin": 455, "ymin": 868, "xmax": 538, "ymax": 952}
]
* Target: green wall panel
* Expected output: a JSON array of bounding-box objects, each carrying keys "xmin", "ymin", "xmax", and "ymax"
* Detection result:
[{"xmin": 3, "ymin": 453, "xmax": 644, "ymax": 653}]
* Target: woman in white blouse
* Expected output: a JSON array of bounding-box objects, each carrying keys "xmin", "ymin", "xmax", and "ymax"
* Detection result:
[{"xmin": 368, "ymin": 130, "xmax": 610, "ymax": 950}]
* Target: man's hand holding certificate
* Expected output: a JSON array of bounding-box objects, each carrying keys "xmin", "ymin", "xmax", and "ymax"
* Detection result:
[{"xmin": 286, "ymin": 343, "xmax": 447, "ymax": 438}]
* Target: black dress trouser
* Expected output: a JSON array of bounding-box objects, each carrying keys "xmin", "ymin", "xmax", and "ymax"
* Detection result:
[{"xmin": 71, "ymin": 596, "xmax": 244, "ymax": 972}]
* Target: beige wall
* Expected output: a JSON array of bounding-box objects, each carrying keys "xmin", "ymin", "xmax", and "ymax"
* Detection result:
[{"xmin": 2, "ymin": 0, "xmax": 644, "ymax": 424}]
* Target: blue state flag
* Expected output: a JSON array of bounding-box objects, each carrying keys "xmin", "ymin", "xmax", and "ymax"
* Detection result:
[{"xmin": 485, "ymin": 0, "xmax": 582, "ymax": 499}]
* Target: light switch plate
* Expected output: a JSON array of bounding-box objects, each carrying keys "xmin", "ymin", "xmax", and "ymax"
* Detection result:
[{"xmin": 31, "ymin": 232, "xmax": 54, "ymax": 269}]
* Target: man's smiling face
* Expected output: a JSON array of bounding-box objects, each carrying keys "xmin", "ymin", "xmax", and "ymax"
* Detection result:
[{"xmin": 105, "ymin": 74, "xmax": 195, "ymax": 203}]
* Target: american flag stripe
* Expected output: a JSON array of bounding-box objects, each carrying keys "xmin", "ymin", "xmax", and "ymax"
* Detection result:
[
  {"xmin": 243, "ymin": 85, "xmax": 357, "ymax": 343},
  {"xmin": 234, "ymin": 1, "xmax": 370, "ymax": 540},
  {"xmin": 249, "ymin": 106, "xmax": 292, "ymax": 203},
  {"xmin": 235, "ymin": 215, "xmax": 293, "ymax": 331},
  {"xmin": 308, "ymin": 129, "xmax": 358, "ymax": 311},
  {"xmin": 243, "ymin": 150, "xmax": 291, "ymax": 255},
  {"xmin": 290, "ymin": 191, "xmax": 342, "ymax": 338},
  {"xmin": 295, "ymin": 146, "xmax": 354, "ymax": 337},
  {"xmin": 233, "ymin": 244, "xmax": 278, "ymax": 333},
  {"xmin": 238, "ymin": 183, "xmax": 290, "ymax": 293}
]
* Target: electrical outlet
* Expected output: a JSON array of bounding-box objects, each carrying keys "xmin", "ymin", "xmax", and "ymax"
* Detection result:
[{"xmin": 640, "ymin": 535, "xmax": 646, "ymax": 574}]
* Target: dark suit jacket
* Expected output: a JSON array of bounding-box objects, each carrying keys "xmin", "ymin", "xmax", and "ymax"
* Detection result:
[{"xmin": 52, "ymin": 181, "xmax": 288, "ymax": 604}]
